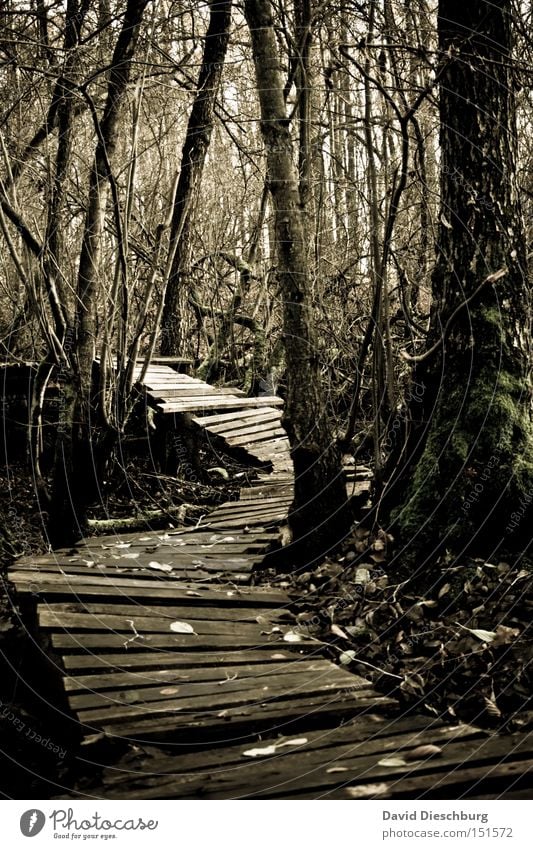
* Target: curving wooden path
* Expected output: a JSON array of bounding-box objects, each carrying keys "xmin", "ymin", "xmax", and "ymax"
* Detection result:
[{"xmin": 5, "ymin": 364, "xmax": 532, "ymax": 799}]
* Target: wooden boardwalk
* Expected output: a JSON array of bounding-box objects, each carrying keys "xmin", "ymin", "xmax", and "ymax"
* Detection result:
[{"xmin": 5, "ymin": 363, "xmax": 533, "ymax": 799}]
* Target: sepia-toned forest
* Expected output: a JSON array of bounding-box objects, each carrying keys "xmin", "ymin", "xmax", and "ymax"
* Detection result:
[{"xmin": 0, "ymin": 0, "xmax": 532, "ymax": 803}]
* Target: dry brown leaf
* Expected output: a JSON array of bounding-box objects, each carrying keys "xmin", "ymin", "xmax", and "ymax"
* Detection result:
[
  {"xmin": 404, "ymin": 744, "xmax": 442, "ymax": 761},
  {"xmin": 331, "ymin": 623, "xmax": 349, "ymax": 640}
]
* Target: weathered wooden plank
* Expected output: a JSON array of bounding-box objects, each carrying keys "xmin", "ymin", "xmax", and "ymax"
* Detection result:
[
  {"xmin": 62, "ymin": 648, "xmax": 312, "ymax": 672},
  {"xmin": 50, "ymin": 631, "xmax": 315, "ymax": 652},
  {"xmin": 158, "ymin": 397, "xmax": 283, "ymax": 413},
  {"xmin": 13, "ymin": 554, "xmax": 259, "ymax": 573},
  {"xmin": 100, "ymin": 725, "xmax": 518, "ymax": 800},
  {"xmin": 39, "ymin": 609, "xmax": 276, "ymax": 637},
  {"xmin": 76, "ymin": 676, "xmax": 370, "ymax": 725},
  {"xmin": 6, "ymin": 574, "xmax": 289, "ymax": 604},
  {"xmin": 45, "ymin": 602, "xmax": 292, "ymax": 624},
  {"xmin": 74, "ymin": 530, "xmax": 278, "ymax": 547},
  {"xmin": 10, "ymin": 579, "xmax": 268, "ymax": 601},
  {"xmin": 228, "ymin": 429, "xmax": 287, "ymax": 447},
  {"xmin": 204, "ymin": 413, "xmax": 281, "ymax": 435},
  {"xmin": 223, "ymin": 421, "xmax": 285, "ymax": 440},
  {"xmin": 149, "ymin": 387, "xmax": 246, "ymax": 398},
  {"xmin": 206, "ymin": 514, "xmax": 288, "ymax": 530},
  {"xmin": 98, "ymin": 715, "xmax": 445, "ymax": 789},
  {"xmin": 208, "ymin": 500, "xmax": 291, "ymax": 518},
  {"xmin": 192, "ymin": 407, "xmax": 280, "ymax": 427},
  {"xmin": 96, "ymin": 722, "xmax": 482, "ymax": 798},
  {"xmin": 63, "ymin": 659, "xmax": 335, "ymax": 692},
  {"xmin": 329, "ymin": 757, "xmax": 533, "ymax": 800},
  {"xmin": 100, "ymin": 693, "xmax": 396, "ymax": 744},
  {"xmin": 69, "ymin": 665, "xmax": 365, "ymax": 711}
]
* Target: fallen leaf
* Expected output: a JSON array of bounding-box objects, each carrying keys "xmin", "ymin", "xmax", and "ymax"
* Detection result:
[
  {"xmin": 404, "ymin": 744, "xmax": 442, "ymax": 761},
  {"xmin": 170, "ymin": 621, "xmax": 196, "ymax": 634},
  {"xmin": 283, "ymin": 630, "xmax": 303, "ymax": 642},
  {"xmin": 243, "ymin": 745, "xmax": 277, "ymax": 757},
  {"xmin": 346, "ymin": 783, "xmax": 389, "ymax": 799},
  {"xmin": 378, "ymin": 756, "xmax": 407, "ymax": 767},
  {"xmin": 159, "ymin": 688, "xmax": 179, "ymax": 695},
  {"xmin": 147, "ymin": 561, "xmax": 173, "ymax": 572},
  {"xmin": 461, "ymin": 626, "xmax": 497, "ymax": 643},
  {"xmin": 326, "ymin": 766, "xmax": 349, "ymax": 773},
  {"xmin": 243, "ymin": 738, "xmax": 307, "ymax": 758},
  {"xmin": 339, "ymin": 650, "xmax": 357, "ymax": 665},
  {"xmin": 484, "ymin": 696, "xmax": 502, "ymax": 718},
  {"xmin": 207, "ymin": 467, "xmax": 230, "ymax": 480},
  {"xmin": 331, "ymin": 623, "xmax": 349, "ymax": 640}
]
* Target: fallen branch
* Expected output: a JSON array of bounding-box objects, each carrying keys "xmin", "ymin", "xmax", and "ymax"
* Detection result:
[{"xmin": 87, "ymin": 504, "xmax": 201, "ymax": 533}]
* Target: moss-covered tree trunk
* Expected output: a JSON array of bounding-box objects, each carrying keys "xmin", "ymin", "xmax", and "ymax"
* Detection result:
[
  {"xmin": 244, "ymin": 0, "xmax": 351, "ymax": 558},
  {"xmin": 390, "ymin": 0, "xmax": 533, "ymax": 563}
]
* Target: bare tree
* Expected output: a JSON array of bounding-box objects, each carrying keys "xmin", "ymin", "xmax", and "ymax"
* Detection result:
[{"xmin": 244, "ymin": 0, "xmax": 351, "ymax": 555}]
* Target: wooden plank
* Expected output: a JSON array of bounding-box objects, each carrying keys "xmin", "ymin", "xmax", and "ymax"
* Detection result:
[
  {"xmin": 330, "ymin": 757, "xmax": 533, "ymax": 800},
  {"xmin": 158, "ymin": 397, "xmax": 283, "ymax": 413},
  {"xmin": 206, "ymin": 515, "xmax": 288, "ymax": 530},
  {"xmin": 45, "ymin": 602, "xmax": 293, "ymax": 624},
  {"xmin": 12, "ymin": 554, "xmax": 256, "ymax": 574},
  {"xmin": 6, "ymin": 574, "xmax": 289, "ymax": 604},
  {"xmin": 62, "ymin": 648, "xmax": 316, "ymax": 672},
  {"xmin": 100, "ymin": 693, "xmax": 395, "ymax": 744},
  {"xmin": 149, "ymin": 387, "xmax": 246, "ymax": 398},
  {"xmin": 33, "ymin": 546, "xmax": 264, "ymax": 561},
  {"xmin": 147, "ymin": 388, "xmax": 245, "ymax": 399},
  {"xmin": 101, "ymin": 725, "xmax": 512, "ymax": 800},
  {"xmin": 96, "ymin": 722, "xmax": 481, "ymax": 799},
  {"xmin": 192, "ymin": 407, "xmax": 280, "ymax": 427},
  {"xmin": 50, "ymin": 631, "xmax": 316, "ymax": 652},
  {"xmin": 39, "ymin": 610, "xmax": 275, "ymax": 637},
  {"xmin": 212, "ymin": 497, "xmax": 292, "ymax": 510},
  {"xmin": 206, "ymin": 414, "xmax": 282, "ymax": 436},
  {"xmin": 11, "ymin": 580, "xmax": 265, "ymax": 601},
  {"xmin": 137, "ymin": 357, "xmax": 193, "ymax": 366},
  {"xmin": 63, "ymin": 659, "xmax": 335, "ymax": 692},
  {"xmin": 69, "ymin": 666, "xmax": 365, "ymax": 711},
  {"xmin": 76, "ymin": 676, "xmax": 369, "ymax": 725},
  {"xmin": 98, "ymin": 715, "xmax": 446, "ymax": 788},
  {"xmin": 228, "ymin": 428, "xmax": 287, "ymax": 447},
  {"xmin": 77, "ymin": 529, "xmax": 279, "ymax": 545}
]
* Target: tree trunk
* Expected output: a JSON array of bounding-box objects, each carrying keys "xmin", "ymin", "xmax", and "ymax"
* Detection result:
[
  {"xmin": 49, "ymin": 0, "xmax": 148, "ymax": 545},
  {"xmin": 388, "ymin": 0, "xmax": 533, "ymax": 566},
  {"xmin": 244, "ymin": 0, "xmax": 351, "ymax": 558},
  {"xmin": 160, "ymin": 0, "xmax": 232, "ymax": 356}
]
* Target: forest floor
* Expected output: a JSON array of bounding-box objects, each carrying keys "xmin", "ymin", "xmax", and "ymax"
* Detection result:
[{"xmin": 0, "ymin": 450, "xmax": 531, "ymax": 798}]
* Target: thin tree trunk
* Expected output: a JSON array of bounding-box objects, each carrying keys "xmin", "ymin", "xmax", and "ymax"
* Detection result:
[
  {"xmin": 160, "ymin": 0, "xmax": 233, "ymax": 357},
  {"xmin": 244, "ymin": 0, "xmax": 351, "ymax": 556},
  {"xmin": 49, "ymin": 0, "xmax": 148, "ymax": 545}
]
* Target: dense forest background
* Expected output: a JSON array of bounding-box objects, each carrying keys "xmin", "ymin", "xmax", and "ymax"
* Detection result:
[
  {"xmin": 1, "ymin": 0, "xmax": 533, "ymax": 798},
  {"xmin": 1, "ymin": 0, "xmax": 533, "ymax": 561}
]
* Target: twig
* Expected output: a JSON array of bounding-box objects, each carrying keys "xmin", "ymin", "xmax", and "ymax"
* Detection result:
[{"xmin": 400, "ymin": 268, "xmax": 508, "ymax": 363}]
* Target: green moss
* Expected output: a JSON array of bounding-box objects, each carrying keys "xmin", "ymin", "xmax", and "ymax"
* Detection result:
[{"xmin": 391, "ymin": 359, "xmax": 533, "ymax": 568}]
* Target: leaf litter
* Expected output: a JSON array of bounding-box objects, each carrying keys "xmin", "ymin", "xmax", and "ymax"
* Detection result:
[{"xmin": 270, "ymin": 530, "xmax": 532, "ymax": 728}]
